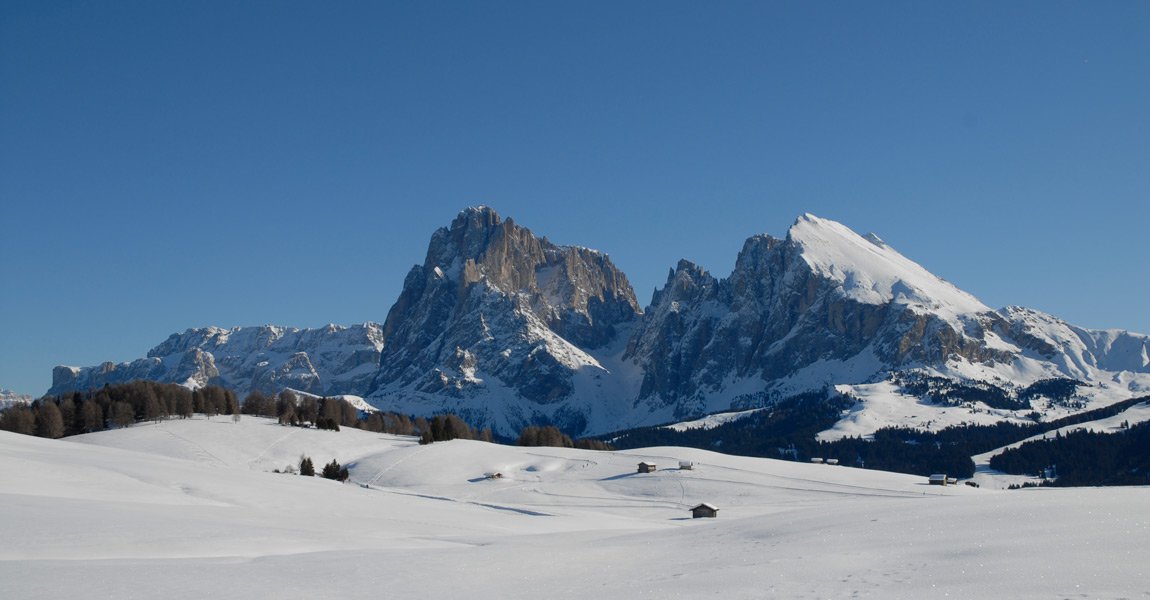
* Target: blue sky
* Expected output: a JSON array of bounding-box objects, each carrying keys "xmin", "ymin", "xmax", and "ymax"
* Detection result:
[{"xmin": 2, "ymin": 1, "xmax": 1147, "ymax": 395}]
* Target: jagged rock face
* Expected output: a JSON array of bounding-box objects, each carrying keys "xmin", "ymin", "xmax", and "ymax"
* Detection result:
[
  {"xmin": 625, "ymin": 215, "xmax": 1068, "ymax": 417},
  {"xmin": 49, "ymin": 324, "xmax": 384, "ymax": 398},
  {"xmin": 994, "ymin": 306, "xmax": 1150, "ymax": 377},
  {"xmin": 370, "ymin": 207, "xmax": 641, "ymax": 418},
  {"xmin": 47, "ymin": 210, "xmax": 1150, "ymax": 438}
]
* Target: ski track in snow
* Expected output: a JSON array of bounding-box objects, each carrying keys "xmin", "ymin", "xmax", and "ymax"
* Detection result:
[
  {"xmin": 157, "ymin": 422, "xmax": 230, "ymax": 468},
  {"xmin": 246, "ymin": 426, "xmax": 302, "ymax": 469},
  {"xmin": 363, "ymin": 443, "xmax": 429, "ymax": 487}
]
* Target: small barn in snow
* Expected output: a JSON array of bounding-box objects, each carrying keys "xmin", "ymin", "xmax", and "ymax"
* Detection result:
[
  {"xmin": 638, "ymin": 462, "xmax": 657, "ymax": 473},
  {"xmin": 679, "ymin": 460, "xmax": 694, "ymax": 470},
  {"xmin": 929, "ymin": 474, "xmax": 948, "ymax": 486},
  {"xmin": 691, "ymin": 503, "xmax": 719, "ymax": 518}
]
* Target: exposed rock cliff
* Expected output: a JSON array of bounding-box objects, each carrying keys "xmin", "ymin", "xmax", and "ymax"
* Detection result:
[
  {"xmin": 625, "ymin": 214, "xmax": 1147, "ymax": 421},
  {"xmin": 366, "ymin": 206, "xmax": 642, "ymax": 433},
  {"xmin": 48, "ymin": 210, "xmax": 1150, "ymax": 439}
]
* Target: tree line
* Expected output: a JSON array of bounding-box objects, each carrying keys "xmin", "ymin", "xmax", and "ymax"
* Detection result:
[
  {"xmin": 989, "ymin": 419, "xmax": 1150, "ymax": 486},
  {"xmin": 0, "ymin": 381, "xmax": 614, "ymax": 453},
  {"xmin": 608, "ymin": 392, "xmax": 1149, "ymax": 480},
  {"xmin": 16, "ymin": 380, "xmax": 1139, "ymax": 485},
  {"xmin": 0, "ymin": 381, "xmax": 239, "ymax": 438},
  {"xmin": 516, "ymin": 425, "xmax": 613, "ymax": 450}
]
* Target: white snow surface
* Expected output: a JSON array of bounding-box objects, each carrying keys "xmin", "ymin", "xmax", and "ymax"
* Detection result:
[
  {"xmin": 3, "ymin": 418, "xmax": 1148, "ymax": 599},
  {"xmin": 662, "ymin": 407, "xmax": 764, "ymax": 432},
  {"xmin": 789, "ymin": 214, "xmax": 990, "ymax": 318},
  {"xmin": 819, "ymin": 380, "xmax": 1040, "ymax": 442}
]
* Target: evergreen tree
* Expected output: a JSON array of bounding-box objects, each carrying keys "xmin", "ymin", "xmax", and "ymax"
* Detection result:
[
  {"xmin": 299, "ymin": 455, "xmax": 315, "ymax": 476},
  {"xmin": 321, "ymin": 459, "xmax": 349, "ymax": 481}
]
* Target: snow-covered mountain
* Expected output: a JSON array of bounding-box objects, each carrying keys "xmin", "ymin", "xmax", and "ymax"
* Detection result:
[
  {"xmin": 365, "ymin": 206, "xmax": 643, "ymax": 434},
  {"xmin": 48, "ymin": 209, "xmax": 1150, "ymax": 438},
  {"xmin": 627, "ymin": 214, "xmax": 1150, "ymax": 435},
  {"xmin": 0, "ymin": 389, "xmax": 33, "ymax": 409},
  {"xmin": 49, "ymin": 323, "xmax": 385, "ymax": 398}
]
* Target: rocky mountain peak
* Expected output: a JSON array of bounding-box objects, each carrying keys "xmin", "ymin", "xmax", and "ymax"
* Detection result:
[
  {"xmin": 369, "ymin": 207, "xmax": 644, "ymax": 434},
  {"xmin": 46, "ymin": 210, "xmax": 1150, "ymax": 440}
]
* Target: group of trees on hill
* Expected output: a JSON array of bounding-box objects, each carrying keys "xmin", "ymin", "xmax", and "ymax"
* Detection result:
[
  {"xmin": 243, "ymin": 389, "xmax": 434, "ymax": 437},
  {"xmin": 609, "ymin": 392, "xmax": 1150, "ymax": 480},
  {"xmin": 292, "ymin": 455, "xmax": 349, "ymax": 481},
  {"xmin": 0, "ymin": 381, "xmax": 239, "ymax": 438},
  {"xmin": 989, "ymin": 420, "xmax": 1150, "ymax": 486},
  {"xmin": 417, "ymin": 413, "xmax": 493, "ymax": 444},
  {"xmin": 893, "ymin": 374, "xmax": 1086, "ymax": 412},
  {"xmin": 516, "ymin": 425, "xmax": 613, "ymax": 450},
  {"xmin": 0, "ymin": 381, "xmax": 504, "ymax": 447}
]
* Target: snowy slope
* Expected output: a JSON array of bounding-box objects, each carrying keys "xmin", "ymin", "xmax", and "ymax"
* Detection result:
[
  {"xmin": 3, "ymin": 419, "xmax": 1148, "ymax": 599},
  {"xmin": 969, "ymin": 399, "xmax": 1150, "ymax": 489},
  {"xmin": 789, "ymin": 213, "xmax": 990, "ymax": 318}
]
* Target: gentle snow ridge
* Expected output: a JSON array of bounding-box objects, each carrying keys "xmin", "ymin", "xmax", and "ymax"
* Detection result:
[
  {"xmin": 788, "ymin": 213, "xmax": 990, "ymax": 317},
  {"xmin": 2, "ymin": 419, "xmax": 1148, "ymax": 599}
]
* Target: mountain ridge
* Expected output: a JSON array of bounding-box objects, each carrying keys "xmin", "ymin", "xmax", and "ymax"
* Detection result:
[{"xmin": 48, "ymin": 208, "xmax": 1150, "ymax": 437}]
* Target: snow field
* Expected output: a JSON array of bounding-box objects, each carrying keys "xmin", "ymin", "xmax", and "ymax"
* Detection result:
[{"xmin": 2, "ymin": 417, "xmax": 1147, "ymax": 599}]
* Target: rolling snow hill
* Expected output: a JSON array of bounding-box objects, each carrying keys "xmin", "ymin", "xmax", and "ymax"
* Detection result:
[{"xmin": 2, "ymin": 418, "xmax": 1147, "ymax": 599}]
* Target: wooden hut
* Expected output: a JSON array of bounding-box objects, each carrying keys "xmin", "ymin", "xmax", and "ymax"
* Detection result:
[
  {"xmin": 929, "ymin": 474, "xmax": 948, "ymax": 486},
  {"xmin": 637, "ymin": 462, "xmax": 657, "ymax": 473},
  {"xmin": 678, "ymin": 460, "xmax": 694, "ymax": 470},
  {"xmin": 690, "ymin": 503, "xmax": 719, "ymax": 518}
]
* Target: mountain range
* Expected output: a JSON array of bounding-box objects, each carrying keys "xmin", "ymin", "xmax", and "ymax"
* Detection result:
[{"xmin": 49, "ymin": 207, "xmax": 1150, "ymax": 437}]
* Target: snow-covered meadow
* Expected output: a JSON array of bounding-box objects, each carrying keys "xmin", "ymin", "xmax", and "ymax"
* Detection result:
[{"xmin": 2, "ymin": 417, "xmax": 1146, "ymax": 599}]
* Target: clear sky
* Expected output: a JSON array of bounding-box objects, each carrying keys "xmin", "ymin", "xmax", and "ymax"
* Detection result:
[{"xmin": 2, "ymin": 1, "xmax": 1147, "ymax": 396}]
